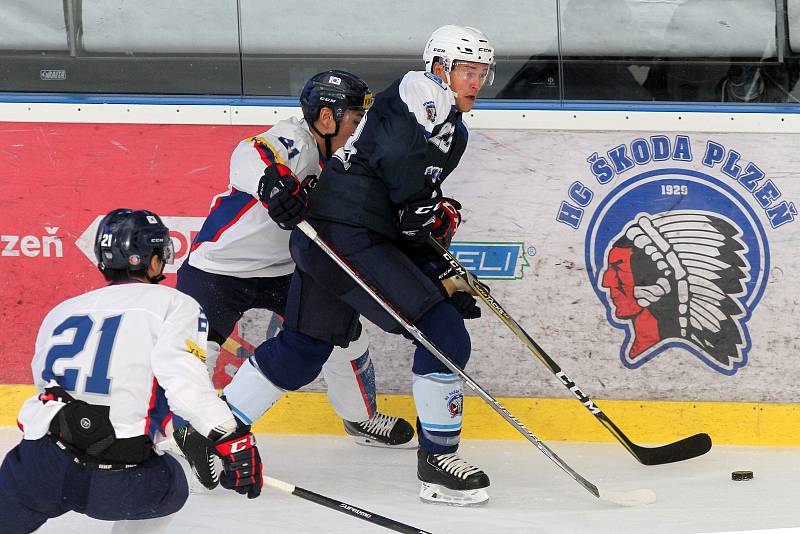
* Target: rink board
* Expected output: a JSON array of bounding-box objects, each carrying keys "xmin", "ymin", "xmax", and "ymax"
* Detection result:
[
  {"xmin": 1, "ymin": 385, "xmax": 799, "ymax": 446},
  {"xmin": 1, "ymin": 99, "xmax": 799, "ymax": 443}
]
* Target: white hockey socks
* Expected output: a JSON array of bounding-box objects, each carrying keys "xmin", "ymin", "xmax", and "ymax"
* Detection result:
[
  {"xmin": 322, "ymin": 327, "xmax": 375, "ymax": 422},
  {"xmin": 413, "ymin": 372, "xmax": 463, "ymax": 450},
  {"xmin": 221, "ymin": 358, "xmax": 284, "ymax": 425}
]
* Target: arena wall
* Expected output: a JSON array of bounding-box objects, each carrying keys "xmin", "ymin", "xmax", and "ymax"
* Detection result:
[{"xmin": 1, "ymin": 98, "xmax": 798, "ymax": 445}]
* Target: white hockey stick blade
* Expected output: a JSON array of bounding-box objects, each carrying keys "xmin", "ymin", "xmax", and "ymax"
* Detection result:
[{"xmin": 598, "ymin": 487, "xmax": 657, "ymax": 507}]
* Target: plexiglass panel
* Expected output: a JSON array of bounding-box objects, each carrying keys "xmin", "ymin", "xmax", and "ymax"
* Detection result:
[{"xmin": 238, "ymin": 0, "xmax": 556, "ymax": 98}]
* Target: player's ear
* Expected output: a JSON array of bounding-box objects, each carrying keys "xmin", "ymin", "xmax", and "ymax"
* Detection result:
[
  {"xmin": 147, "ymin": 254, "xmax": 162, "ymax": 277},
  {"xmin": 315, "ymin": 107, "xmax": 336, "ymax": 135}
]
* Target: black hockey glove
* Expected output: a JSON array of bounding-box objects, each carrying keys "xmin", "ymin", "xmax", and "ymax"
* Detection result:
[
  {"xmin": 213, "ymin": 426, "xmax": 263, "ymax": 499},
  {"xmin": 258, "ymin": 163, "xmax": 308, "ymax": 230},
  {"xmin": 398, "ymin": 191, "xmax": 442, "ymax": 243},
  {"xmin": 448, "ymin": 291, "xmax": 481, "ymax": 320},
  {"xmin": 418, "ymin": 259, "xmax": 479, "ymax": 319},
  {"xmin": 430, "ymin": 198, "xmax": 462, "ymax": 244}
]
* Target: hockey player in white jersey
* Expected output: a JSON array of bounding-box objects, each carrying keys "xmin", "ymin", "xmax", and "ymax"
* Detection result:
[
  {"xmin": 0, "ymin": 209, "xmax": 263, "ymax": 534},
  {"xmin": 173, "ymin": 70, "xmax": 414, "ymax": 488},
  {"xmin": 222, "ymin": 26, "xmax": 495, "ymax": 506}
]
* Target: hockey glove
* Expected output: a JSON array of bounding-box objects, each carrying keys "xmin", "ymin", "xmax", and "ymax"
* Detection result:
[
  {"xmin": 448, "ymin": 291, "xmax": 481, "ymax": 320},
  {"xmin": 430, "ymin": 198, "xmax": 462, "ymax": 244},
  {"xmin": 398, "ymin": 190, "xmax": 442, "ymax": 243},
  {"xmin": 258, "ymin": 163, "xmax": 308, "ymax": 230},
  {"xmin": 213, "ymin": 426, "xmax": 263, "ymax": 499}
]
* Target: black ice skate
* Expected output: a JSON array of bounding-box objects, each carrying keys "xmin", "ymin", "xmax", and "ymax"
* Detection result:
[
  {"xmin": 173, "ymin": 424, "xmax": 219, "ymax": 490},
  {"xmin": 343, "ymin": 413, "xmax": 415, "ymax": 448},
  {"xmin": 417, "ymin": 447, "xmax": 490, "ymax": 506}
]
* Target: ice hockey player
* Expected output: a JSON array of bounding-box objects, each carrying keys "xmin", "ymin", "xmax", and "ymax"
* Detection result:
[
  {"xmin": 0, "ymin": 209, "xmax": 263, "ymax": 534},
  {"xmin": 219, "ymin": 25, "xmax": 496, "ymax": 506},
  {"xmin": 172, "ymin": 70, "xmax": 414, "ymax": 486}
]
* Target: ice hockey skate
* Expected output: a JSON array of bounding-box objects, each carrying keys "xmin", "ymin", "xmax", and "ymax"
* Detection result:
[
  {"xmin": 417, "ymin": 447, "xmax": 490, "ymax": 506},
  {"xmin": 343, "ymin": 413, "xmax": 415, "ymax": 448},
  {"xmin": 173, "ymin": 424, "xmax": 219, "ymax": 490}
]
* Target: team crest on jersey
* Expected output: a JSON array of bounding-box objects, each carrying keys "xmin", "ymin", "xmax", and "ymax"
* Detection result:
[
  {"xmin": 424, "ymin": 100, "xmax": 437, "ymax": 122},
  {"xmin": 555, "ymin": 136, "xmax": 797, "ymax": 375}
]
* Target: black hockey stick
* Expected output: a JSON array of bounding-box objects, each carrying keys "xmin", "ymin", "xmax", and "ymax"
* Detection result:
[
  {"xmin": 297, "ymin": 221, "xmax": 655, "ymax": 506},
  {"xmin": 265, "ymin": 476, "xmax": 432, "ymax": 534},
  {"xmin": 427, "ymin": 236, "xmax": 712, "ymax": 466}
]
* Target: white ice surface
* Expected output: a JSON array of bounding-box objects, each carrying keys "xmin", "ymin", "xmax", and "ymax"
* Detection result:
[{"xmin": 2, "ymin": 429, "xmax": 798, "ymax": 534}]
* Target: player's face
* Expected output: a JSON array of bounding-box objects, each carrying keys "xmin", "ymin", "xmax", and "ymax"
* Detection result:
[
  {"xmin": 601, "ymin": 246, "xmax": 643, "ymax": 318},
  {"xmin": 449, "ymin": 61, "xmax": 490, "ymax": 112},
  {"xmin": 328, "ymin": 108, "xmax": 365, "ymax": 154}
]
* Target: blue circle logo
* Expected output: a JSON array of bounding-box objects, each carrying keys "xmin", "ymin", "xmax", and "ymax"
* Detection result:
[{"xmin": 586, "ymin": 169, "xmax": 769, "ymax": 375}]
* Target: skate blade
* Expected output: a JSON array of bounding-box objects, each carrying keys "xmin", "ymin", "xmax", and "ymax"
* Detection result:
[
  {"xmin": 350, "ymin": 435, "xmax": 418, "ymax": 449},
  {"xmin": 419, "ymin": 482, "xmax": 489, "ymax": 507}
]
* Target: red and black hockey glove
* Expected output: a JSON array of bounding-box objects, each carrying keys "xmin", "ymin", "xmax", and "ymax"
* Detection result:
[
  {"xmin": 430, "ymin": 198, "xmax": 462, "ymax": 244},
  {"xmin": 213, "ymin": 426, "xmax": 263, "ymax": 499},
  {"xmin": 258, "ymin": 163, "xmax": 308, "ymax": 230}
]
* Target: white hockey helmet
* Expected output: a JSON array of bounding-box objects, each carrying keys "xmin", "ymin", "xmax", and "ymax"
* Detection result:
[{"xmin": 423, "ymin": 25, "xmax": 495, "ymax": 86}]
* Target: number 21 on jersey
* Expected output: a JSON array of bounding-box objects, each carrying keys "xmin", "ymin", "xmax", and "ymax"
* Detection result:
[{"xmin": 42, "ymin": 314, "xmax": 122, "ymax": 395}]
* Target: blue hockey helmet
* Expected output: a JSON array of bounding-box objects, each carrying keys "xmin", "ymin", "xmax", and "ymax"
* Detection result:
[
  {"xmin": 94, "ymin": 208, "xmax": 174, "ymax": 273},
  {"xmin": 299, "ymin": 70, "xmax": 372, "ymax": 127}
]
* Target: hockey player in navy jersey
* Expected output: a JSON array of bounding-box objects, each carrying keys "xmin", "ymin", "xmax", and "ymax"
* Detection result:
[
  {"xmin": 221, "ymin": 25, "xmax": 496, "ymax": 506},
  {"xmin": 0, "ymin": 209, "xmax": 263, "ymax": 534},
  {"xmin": 172, "ymin": 70, "xmax": 413, "ymax": 488}
]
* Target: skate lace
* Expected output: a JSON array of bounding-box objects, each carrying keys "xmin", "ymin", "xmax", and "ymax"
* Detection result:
[
  {"xmin": 359, "ymin": 413, "xmax": 398, "ymax": 437},
  {"xmin": 434, "ymin": 453, "xmax": 483, "ymax": 480}
]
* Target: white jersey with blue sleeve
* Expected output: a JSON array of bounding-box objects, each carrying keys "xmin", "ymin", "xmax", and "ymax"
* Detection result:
[
  {"xmin": 188, "ymin": 117, "xmax": 322, "ymax": 278},
  {"xmin": 17, "ymin": 282, "xmax": 233, "ymax": 440}
]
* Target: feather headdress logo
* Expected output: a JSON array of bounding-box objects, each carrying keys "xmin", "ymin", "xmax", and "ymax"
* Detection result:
[{"xmin": 585, "ymin": 170, "xmax": 769, "ymax": 375}]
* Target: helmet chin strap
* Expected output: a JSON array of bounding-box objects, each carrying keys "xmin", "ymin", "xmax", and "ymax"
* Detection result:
[
  {"xmin": 309, "ymin": 120, "xmax": 340, "ymax": 160},
  {"xmin": 144, "ymin": 256, "xmax": 166, "ymax": 284},
  {"xmin": 148, "ymin": 273, "xmax": 166, "ymax": 284},
  {"xmin": 436, "ymin": 60, "xmax": 456, "ymax": 96}
]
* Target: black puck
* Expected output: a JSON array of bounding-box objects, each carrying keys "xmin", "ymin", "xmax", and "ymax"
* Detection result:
[{"xmin": 731, "ymin": 470, "xmax": 753, "ymax": 481}]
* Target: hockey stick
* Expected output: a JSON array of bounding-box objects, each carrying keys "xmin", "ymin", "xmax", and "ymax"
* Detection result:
[
  {"xmin": 265, "ymin": 476, "xmax": 432, "ymax": 534},
  {"xmin": 296, "ymin": 221, "xmax": 655, "ymax": 506},
  {"xmin": 427, "ymin": 236, "xmax": 712, "ymax": 466},
  {"xmin": 156, "ymin": 436, "xmax": 430, "ymax": 533}
]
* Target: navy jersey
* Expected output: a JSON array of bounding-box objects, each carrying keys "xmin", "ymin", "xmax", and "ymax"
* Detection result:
[{"xmin": 307, "ymin": 71, "xmax": 468, "ymax": 238}]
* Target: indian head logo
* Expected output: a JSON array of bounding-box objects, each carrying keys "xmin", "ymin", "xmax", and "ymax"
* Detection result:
[{"xmin": 586, "ymin": 169, "xmax": 770, "ymax": 375}]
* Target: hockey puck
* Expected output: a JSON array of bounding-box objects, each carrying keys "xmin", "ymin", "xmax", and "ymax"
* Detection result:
[{"xmin": 731, "ymin": 470, "xmax": 753, "ymax": 481}]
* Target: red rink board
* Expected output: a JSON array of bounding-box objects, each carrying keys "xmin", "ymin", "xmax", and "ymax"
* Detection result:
[{"xmin": 0, "ymin": 122, "xmax": 265, "ymax": 383}]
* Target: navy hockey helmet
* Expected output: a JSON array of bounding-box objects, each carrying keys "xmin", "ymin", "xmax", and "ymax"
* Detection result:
[
  {"xmin": 300, "ymin": 70, "xmax": 372, "ymax": 128},
  {"xmin": 94, "ymin": 208, "xmax": 174, "ymax": 273}
]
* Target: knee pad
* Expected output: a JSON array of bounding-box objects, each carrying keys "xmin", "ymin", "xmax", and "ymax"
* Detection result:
[
  {"xmin": 411, "ymin": 301, "xmax": 471, "ymax": 375},
  {"xmin": 252, "ymin": 328, "xmax": 333, "ymax": 391}
]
